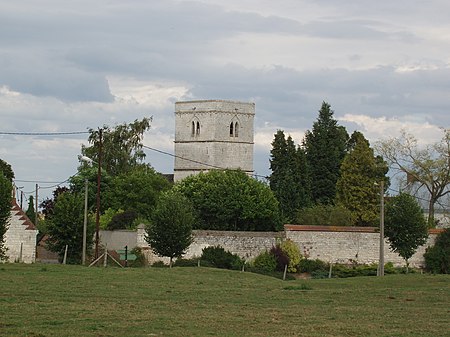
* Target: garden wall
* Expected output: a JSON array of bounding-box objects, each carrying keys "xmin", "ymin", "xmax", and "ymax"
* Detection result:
[{"xmin": 99, "ymin": 225, "xmax": 441, "ymax": 268}]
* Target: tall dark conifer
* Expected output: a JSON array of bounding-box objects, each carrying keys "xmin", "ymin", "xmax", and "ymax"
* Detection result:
[{"xmin": 304, "ymin": 102, "xmax": 349, "ymax": 205}]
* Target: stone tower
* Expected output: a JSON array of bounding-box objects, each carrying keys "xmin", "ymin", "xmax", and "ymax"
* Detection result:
[{"xmin": 174, "ymin": 99, "xmax": 255, "ymax": 182}]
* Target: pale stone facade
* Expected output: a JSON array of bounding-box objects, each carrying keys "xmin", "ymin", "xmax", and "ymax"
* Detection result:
[
  {"xmin": 4, "ymin": 200, "xmax": 38, "ymax": 263},
  {"xmin": 174, "ymin": 100, "xmax": 255, "ymax": 182}
]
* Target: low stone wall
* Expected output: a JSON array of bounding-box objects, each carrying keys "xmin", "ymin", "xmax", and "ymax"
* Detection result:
[
  {"xmin": 98, "ymin": 225, "xmax": 442, "ymax": 268},
  {"xmin": 285, "ymin": 225, "xmax": 441, "ymax": 268}
]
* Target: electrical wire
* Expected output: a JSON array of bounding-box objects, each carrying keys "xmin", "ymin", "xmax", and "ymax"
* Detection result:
[{"xmin": 0, "ymin": 131, "xmax": 89, "ymax": 136}]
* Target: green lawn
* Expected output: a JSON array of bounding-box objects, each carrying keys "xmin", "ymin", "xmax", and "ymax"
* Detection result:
[{"xmin": 0, "ymin": 264, "xmax": 449, "ymax": 337}]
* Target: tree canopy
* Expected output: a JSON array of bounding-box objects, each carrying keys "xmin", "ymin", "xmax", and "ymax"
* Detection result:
[
  {"xmin": 304, "ymin": 102, "xmax": 349, "ymax": 205},
  {"xmin": 384, "ymin": 192, "xmax": 428, "ymax": 269},
  {"xmin": 336, "ymin": 131, "xmax": 389, "ymax": 226},
  {"xmin": 0, "ymin": 158, "xmax": 14, "ymax": 182},
  {"xmin": 376, "ymin": 128, "xmax": 450, "ymax": 226},
  {"xmin": 145, "ymin": 190, "xmax": 194, "ymax": 267},
  {"xmin": 269, "ymin": 130, "xmax": 311, "ymax": 222},
  {"xmin": 0, "ymin": 172, "xmax": 12, "ymax": 260},
  {"xmin": 176, "ymin": 170, "xmax": 282, "ymax": 231}
]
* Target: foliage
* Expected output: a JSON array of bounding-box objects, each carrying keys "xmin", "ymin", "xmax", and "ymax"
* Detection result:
[
  {"xmin": 99, "ymin": 208, "xmax": 122, "ymax": 229},
  {"xmin": 173, "ymin": 258, "xmax": 199, "ymax": 267},
  {"xmin": 81, "ymin": 118, "xmax": 152, "ymax": 176},
  {"xmin": 376, "ymin": 129, "xmax": 450, "ymax": 226},
  {"xmin": 269, "ymin": 130, "xmax": 311, "ymax": 222},
  {"xmin": 280, "ymin": 239, "xmax": 302, "ymax": 272},
  {"xmin": 39, "ymin": 186, "xmax": 70, "ymax": 220},
  {"xmin": 25, "ymin": 195, "xmax": 36, "ymax": 225},
  {"xmin": 298, "ymin": 258, "xmax": 329, "ymax": 274},
  {"xmin": 106, "ymin": 209, "xmax": 138, "ymax": 230},
  {"xmin": 145, "ymin": 190, "xmax": 194, "ymax": 267},
  {"xmin": 176, "ymin": 169, "xmax": 281, "ymax": 231},
  {"xmin": 424, "ymin": 228, "xmax": 450, "ymax": 274},
  {"xmin": 0, "ymin": 172, "xmax": 12, "ymax": 260},
  {"xmin": 336, "ymin": 131, "xmax": 389, "ymax": 226},
  {"xmin": 46, "ymin": 191, "xmax": 94, "ymax": 264},
  {"xmin": 200, "ymin": 246, "xmax": 243, "ymax": 270},
  {"xmin": 0, "ymin": 158, "xmax": 14, "ymax": 182},
  {"xmin": 270, "ymin": 245, "xmax": 290, "ymax": 272},
  {"xmin": 128, "ymin": 247, "xmax": 147, "ymax": 268},
  {"xmin": 296, "ymin": 204, "xmax": 354, "ymax": 226},
  {"xmin": 304, "ymin": 101, "xmax": 349, "ymax": 205},
  {"xmin": 384, "ymin": 193, "xmax": 429, "ymax": 268},
  {"xmin": 103, "ymin": 166, "xmax": 171, "ymax": 220},
  {"xmin": 252, "ymin": 250, "xmax": 277, "ymax": 272}
]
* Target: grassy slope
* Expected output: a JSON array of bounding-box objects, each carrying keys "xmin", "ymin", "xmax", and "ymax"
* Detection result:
[{"xmin": 0, "ymin": 264, "xmax": 449, "ymax": 337}]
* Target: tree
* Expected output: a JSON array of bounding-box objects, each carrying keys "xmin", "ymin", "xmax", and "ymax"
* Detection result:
[
  {"xmin": 46, "ymin": 191, "xmax": 94, "ymax": 264},
  {"xmin": 39, "ymin": 186, "xmax": 70, "ymax": 220},
  {"xmin": 269, "ymin": 130, "xmax": 311, "ymax": 222},
  {"xmin": 25, "ymin": 195, "xmax": 36, "ymax": 225},
  {"xmin": 81, "ymin": 118, "xmax": 152, "ymax": 176},
  {"xmin": 376, "ymin": 129, "xmax": 450, "ymax": 226},
  {"xmin": 424, "ymin": 228, "xmax": 450, "ymax": 274},
  {"xmin": 336, "ymin": 131, "xmax": 389, "ymax": 226},
  {"xmin": 0, "ymin": 158, "xmax": 14, "ymax": 182},
  {"xmin": 176, "ymin": 170, "xmax": 281, "ymax": 231},
  {"xmin": 0, "ymin": 172, "xmax": 12, "ymax": 260},
  {"xmin": 145, "ymin": 190, "xmax": 194, "ymax": 267},
  {"xmin": 304, "ymin": 102, "xmax": 349, "ymax": 205},
  {"xmin": 384, "ymin": 193, "xmax": 429, "ymax": 271}
]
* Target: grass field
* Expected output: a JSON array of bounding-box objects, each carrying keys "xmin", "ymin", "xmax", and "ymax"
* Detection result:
[{"xmin": 0, "ymin": 264, "xmax": 449, "ymax": 337}]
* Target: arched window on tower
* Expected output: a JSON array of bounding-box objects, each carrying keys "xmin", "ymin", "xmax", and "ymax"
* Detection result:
[
  {"xmin": 234, "ymin": 122, "xmax": 239, "ymax": 137},
  {"xmin": 191, "ymin": 121, "xmax": 195, "ymax": 136},
  {"xmin": 229, "ymin": 122, "xmax": 234, "ymax": 137},
  {"xmin": 196, "ymin": 121, "xmax": 201, "ymax": 135}
]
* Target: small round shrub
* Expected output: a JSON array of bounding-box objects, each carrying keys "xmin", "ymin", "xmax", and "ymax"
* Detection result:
[
  {"xmin": 270, "ymin": 245, "xmax": 289, "ymax": 272},
  {"xmin": 424, "ymin": 228, "xmax": 450, "ymax": 274},
  {"xmin": 201, "ymin": 246, "xmax": 243, "ymax": 270},
  {"xmin": 252, "ymin": 250, "xmax": 277, "ymax": 273},
  {"xmin": 173, "ymin": 258, "xmax": 199, "ymax": 267},
  {"xmin": 298, "ymin": 259, "xmax": 329, "ymax": 274}
]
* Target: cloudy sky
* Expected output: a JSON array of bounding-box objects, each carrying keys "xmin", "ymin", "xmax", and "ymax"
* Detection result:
[{"xmin": 1, "ymin": 0, "xmax": 449, "ymax": 203}]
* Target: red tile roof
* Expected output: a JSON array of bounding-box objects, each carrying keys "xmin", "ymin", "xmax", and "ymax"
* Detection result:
[{"xmin": 10, "ymin": 199, "xmax": 37, "ymax": 230}]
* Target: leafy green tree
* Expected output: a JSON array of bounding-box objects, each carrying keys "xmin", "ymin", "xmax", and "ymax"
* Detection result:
[
  {"xmin": 376, "ymin": 129, "xmax": 449, "ymax": 226},
  {"xmin": 336, "ymin": 131, "xmax": 389, "ymax": 226},
  {"xmin": 46, "ymin": 192, "xmax": 94, "ymax": 264},
  {"xmin": 304, "ymin": 101, "xmax": 349, "ymax": 205},
  {"xmin": 296, "ymin": 204, "xmax": 354, "ymax": 226},
  {"xmin": 0, "ymin": 159, "xmax": 14, "ymax": 182},
  {"xmin": 106, "ymin": 209, "xmax": 138, "ymax": 230},
  {"xmin": 424, "ymin": 228, "xmax": 450, "ymax": 274},
  {"xmin": 269, "ymin": 130, "xmax": 311, "ymax": 222},
  {"xmin": 176, "ymin": 170, "xmax": 281, "ymax": 231},
  {"xmin": 0, "ymin": 172, "xmax": 12, "ymax": 260},
  {"xmin": 81, "ymin": 118, "xmax": 152, "ymax": 176},
  {"xmin": 384, "ymin": 193, "xmax": 429, "ymax": 271},
  {"xmin": 103, "ymin": 166, "xmax": 171, "ymax": 221},
  {"xmin": 145, "ymin": 190, "xmax": 194, "ymax": 267},
  {"xmin": 25, "ymin": 195, "xmax": 36, "ymax": 225}
]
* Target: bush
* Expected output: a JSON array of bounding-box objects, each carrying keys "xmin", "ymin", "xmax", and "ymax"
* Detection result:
[
  {"xmin": 151, "ymin": 261, "xmax": 167, "ymax": 268},
  {"xmin": 252, "ymin": 250, "xmax": 277, "ymax": 273},
  {"xmin": 270, "ymin": 245, "xmax": 289, "ymax": 272},
  {"xmin": 424, "ymin": 228, "xmax": 450, "ymax": 274},
  {"xmin": 296, "ymin": 204, "xmax": 354, "ymax": 226},
  {"xmin": 201, "ymin": 246, "xmax": 243, "ymax": 270},
  {"xmin": 173, "ymin": 258, "xmax": 199, "ymax": 267},
  {"xmin": 298, "ymin": 259, "xmax": 329, "ymax": 274},
  {"xmin": 128, "ymin": 247, "xmax": 147, "ymax": 267},
  {"xmin": 280, "ymin": 240, "xmax": 301, "ymax": 272}
]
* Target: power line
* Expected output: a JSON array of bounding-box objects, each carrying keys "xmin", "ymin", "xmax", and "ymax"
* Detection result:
[{"xmin": 0, "ymin": 131, "xmax": 89, "ymax": 136}]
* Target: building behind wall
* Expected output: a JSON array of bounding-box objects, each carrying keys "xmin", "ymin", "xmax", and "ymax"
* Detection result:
[{"xmin": 174, "ymin": 100, "xmax": 255, "ymax": 182}]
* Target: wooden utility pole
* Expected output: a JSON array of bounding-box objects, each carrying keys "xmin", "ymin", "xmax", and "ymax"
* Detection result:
[
  {"xmin": 35, "ymin": 183, "xmax": 38, "ymax": 225},
  {"xmin": 378, "ymin": 180, "xmax": 385, "ymax": 277},
  {"xmin": 82, "ymin": 178, "xmax": 88, "ymax": 265},
  {"xmin": 94, "ymin": 128, "xmax": 103, "ymax": 259}
]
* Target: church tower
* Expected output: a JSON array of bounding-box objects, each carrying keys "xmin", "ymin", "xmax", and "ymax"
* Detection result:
[{"xmin": 174, "ymin": 100, "xmax": 255, "ymax": 182}]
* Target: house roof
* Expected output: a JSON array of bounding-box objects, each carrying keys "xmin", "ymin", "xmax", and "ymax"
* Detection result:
[{"xmin": 10, "ymin": 199, "xmax": 37, "ymax": 230}]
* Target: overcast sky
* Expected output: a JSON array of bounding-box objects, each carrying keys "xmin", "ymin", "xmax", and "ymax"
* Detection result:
[{"xmin": 1, "ymin": 0, "xmax": 449, "ymax": 204}]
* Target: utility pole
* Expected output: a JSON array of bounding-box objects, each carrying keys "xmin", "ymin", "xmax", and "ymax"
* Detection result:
[
  {"xmin": 35, "ymin": 183, "xmax": 38, "ymax": 225},
  {"xmin": 94, "ymin": 128, "xmax": 102, "ymax": 259},
  {"xmin": 378, "ymin": 180, "xmax": 385, "ymax": 277}
]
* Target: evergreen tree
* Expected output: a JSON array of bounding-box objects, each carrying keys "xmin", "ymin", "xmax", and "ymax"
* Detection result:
[
  {"xmin": 25, "ymin": 195, "xmax": 36, "ymax": 225},
  {"xmin": 304, "ymin": 101, "xmax": 349, "ymax": 205},
  {"xmin": 335, "ymin": 131, "xmax": 388, "ymax": 226},
  {"xmin": 269, "ymin": 130, "xmax": 311, "ymax": 222}
]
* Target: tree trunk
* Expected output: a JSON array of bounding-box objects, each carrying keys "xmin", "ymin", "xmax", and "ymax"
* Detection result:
[
  {"xmin": 428, "ymin": 197, "xmax": 436, "ymax": 228},
  {"xmin": 169, "ymin": 257, "xmax": 173, "ymax": 268}
]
